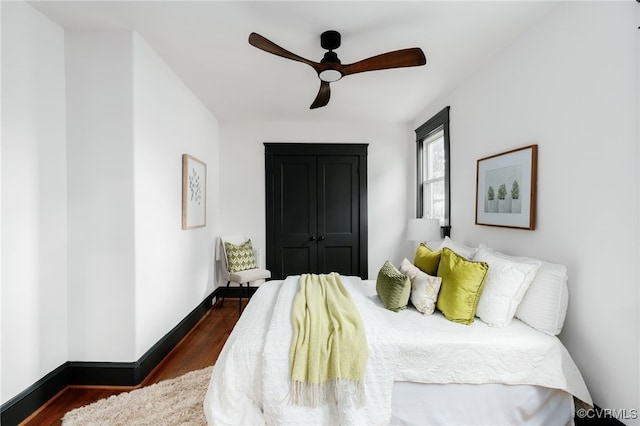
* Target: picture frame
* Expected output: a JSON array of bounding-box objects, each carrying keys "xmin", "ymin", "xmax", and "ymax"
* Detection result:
[
  {"xmin": 475, "ymin": 145, "xmax": 537, "ymax": 230},
  {"xmin": 182, "ymin": 154, "xmax": 207, "ymax": 229}
]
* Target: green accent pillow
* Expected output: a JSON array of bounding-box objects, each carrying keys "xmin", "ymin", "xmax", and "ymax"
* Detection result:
[
  {"xmin": 225, "ymin": 239, "xmax": 258, "ymax": 273},
  {"xmin": 376, "ymin": 261, "xmax": 411, "ymax": 312},
  {"xmin": 436, "ymin": 247, "xmax": 489, "ymax": 325},
  {"xmin": 413, "ymin": 242, "xmax": 441, "ymax": 275}
]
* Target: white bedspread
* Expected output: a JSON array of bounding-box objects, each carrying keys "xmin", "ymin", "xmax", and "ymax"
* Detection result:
[
  {"xmin": 356, "ymin": 280, "xmax": 592, "ymax": 406},
  {"xmin": 204, "ymin": 276, "xmax": 397, "ymax": 425},
  {"xmin": 204, "ymin": 276, "xmax": 592, "ymax": 425}
]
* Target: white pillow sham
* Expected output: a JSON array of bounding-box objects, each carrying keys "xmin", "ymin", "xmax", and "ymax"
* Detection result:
[
  {"xmin": 473, "ymin": 246, "xmax": 541, "ymax": 327},
  {"xmin": 516, "ymin": 261, "xmax": 569, "ymax": 336},
  {"xmin": 399, "ymin": 258, "xmax": 442, "ymax": 315},
  {"xmin": 474, "ymin": 244, "xmax": 569, "ymax": 336},
  {"xmin": 438, "ymin": 236, "xmax": 477, "ymax": 260}
]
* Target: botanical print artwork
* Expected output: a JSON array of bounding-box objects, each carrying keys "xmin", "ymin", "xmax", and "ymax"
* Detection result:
[
  {"xmin": 182, "ymin": 154, "xmax": 207, "ymax": 229},
  {"xmin": 484, "ymin": 165, "xmax": 522, "ymax": 214},
  {"xmin": 189, "ymin": 167, "xmax": 202, "ymax": 205},
  {"xmin": 475, "ymin": 144, "xmax": 536, "ymax": 230}
]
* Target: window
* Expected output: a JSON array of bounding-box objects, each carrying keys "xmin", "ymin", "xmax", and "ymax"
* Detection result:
[
  {"xmin": 422, "ymin": 130, "xmax": 444, "ymax": 220},
  {"xmin": 416, "ymin": 106, "xmax": 450, "ymax": 236}
]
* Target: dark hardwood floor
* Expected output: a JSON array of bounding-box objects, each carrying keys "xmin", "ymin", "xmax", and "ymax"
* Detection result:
[{"xmin": 20, "ymin": 299, "xmax": 243, "ymax": 426}]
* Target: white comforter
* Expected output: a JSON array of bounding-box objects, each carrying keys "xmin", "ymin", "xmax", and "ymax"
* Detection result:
[{"xmin": 204, "ymin": 276, "xmax": 592, "ymax": 425}]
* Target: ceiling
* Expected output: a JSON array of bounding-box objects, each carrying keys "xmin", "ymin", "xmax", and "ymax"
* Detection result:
[{"xmin": 28, "ymin": 1, "xmax": 560, "ymax": 124}]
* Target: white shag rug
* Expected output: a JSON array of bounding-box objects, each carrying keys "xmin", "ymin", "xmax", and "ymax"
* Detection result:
[{"xmin": 62, "ymin": 366, "xmax": 212, "ymax": 426}]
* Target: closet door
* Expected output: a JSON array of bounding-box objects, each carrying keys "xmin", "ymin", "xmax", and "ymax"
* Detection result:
[
  {"xmin": 317, "ymin": 155, "xmax": 359, "ymax": 275},
  {"xmin": 265, "ymin": 143, "xmax": 368, "ymax": 280},
  {"xmin": 272, "ymin": 155, "xmax": 318, "ymax": 277}
]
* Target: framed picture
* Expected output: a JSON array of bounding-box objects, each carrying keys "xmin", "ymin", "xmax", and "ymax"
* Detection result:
[
  {"xmin": 475, "ymin": 145, "xmax": 537, "ymax": 230},
  {"xmin": 182, "ymin": 154, "xmax": 207, "ymax": 229}
]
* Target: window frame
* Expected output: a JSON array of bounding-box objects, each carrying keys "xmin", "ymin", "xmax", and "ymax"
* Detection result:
[{"xmin": 415, "ymin": 106, "xmax": 451, "ymax": 236}]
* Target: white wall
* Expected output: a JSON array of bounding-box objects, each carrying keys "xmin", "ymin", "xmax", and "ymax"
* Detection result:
[
  {"xmin": 1, "ymin": 1, "xmax": 68, "ymax": 402},
  {"xmin": 219, "ymin": 121, "xmax": 413, "ymax": 279},
  {"xmin": 413, "ymin": 2, "xmax": 639, "ymax": 418},
  {"xmin": 0, "ymin": 0, "xmax": 3, "ymax": 403},
  {"xmin": 66, "ymin": 30, "xmax": 137, "ymax": 362},
  {"xmin": 132, "ymin": 34, "xmax": 219, "ymax": 358},
  {"xmin": 1, "ymin": 3, "xmax": 220, "ymax": 403},
  {"xmin": 65, "ymin": 30, "xmax": 221, "ymax": 362}
]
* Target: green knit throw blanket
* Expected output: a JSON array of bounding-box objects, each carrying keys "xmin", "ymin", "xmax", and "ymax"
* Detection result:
[{"xmin": 289, "ymin": 273, "xmax": 368, "ymax": 408}]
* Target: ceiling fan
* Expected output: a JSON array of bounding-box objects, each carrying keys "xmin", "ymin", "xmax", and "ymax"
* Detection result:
[{"xmin": 248, "ymin": 30, "xmax": 427, "ymax": 109}]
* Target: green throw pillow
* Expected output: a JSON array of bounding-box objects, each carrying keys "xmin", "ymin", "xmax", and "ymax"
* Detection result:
[
  {"xmin": 413, "ymin": 242, "xmax": 441, "ymax": 276},
  {"xmin": 225, "ymin": 239, "xmax": 257, "ymax": 273},
  {"xmin": 376, "ymin": 261, "xmax": 411, "ymax": 312},
  {"xmin": 436, "ymin": 247, "xmax": 489, "ymax": 325}
]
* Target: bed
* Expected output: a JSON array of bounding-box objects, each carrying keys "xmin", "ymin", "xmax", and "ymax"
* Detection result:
[{"xmin": 204, "ymin": 241, "xmax": 592, "ymax": 425}]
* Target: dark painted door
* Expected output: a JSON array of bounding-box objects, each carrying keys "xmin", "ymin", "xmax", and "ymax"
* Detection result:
[
  {"xmin": 317, "ymin": 155, "xmax": 359, "ymax": 275},
  {"xmin": 273, "ymin": 155, "xmax": 318, "ymax": 276},
  {"xmin": 265, "ymin": 144, "xmax": 368, "ymax": 280}
]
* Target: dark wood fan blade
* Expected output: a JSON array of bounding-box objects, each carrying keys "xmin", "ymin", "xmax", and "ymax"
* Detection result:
[
  {"xmin": 341, "ymin": 48, "xmax": 426, "ymax": 76},
  {"xmin": 310, "ymin": 81, "xmax": 331, "ymax": 109},
  {"xmin": 249, "ymin": 32, "xmax": 321, "ymax": 70}
]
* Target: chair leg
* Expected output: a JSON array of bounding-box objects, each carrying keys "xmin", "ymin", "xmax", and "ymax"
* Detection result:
[
  {"xmin": 238, "ymin": 283, "xmax": 243, "ymax": 316},
  {"xmin": 239, "ymin": 283, "xmax": 254, "ymax": 316},
  {"xmin": 219, "ymin": 281, "xmax": 231, "ymax": 308}
]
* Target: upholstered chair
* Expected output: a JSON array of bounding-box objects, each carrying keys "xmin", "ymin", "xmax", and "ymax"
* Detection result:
[{"xmin": 218, "ymin": 235, "xmax": 271, "ymax": 315}]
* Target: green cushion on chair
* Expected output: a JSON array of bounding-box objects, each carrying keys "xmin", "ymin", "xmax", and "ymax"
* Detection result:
[{"xmin": 225, "ymin": 239, "xmax": 258, "ymax": 272}]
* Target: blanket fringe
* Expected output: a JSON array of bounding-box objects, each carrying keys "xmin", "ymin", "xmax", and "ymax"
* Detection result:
[{"xmin": 290, "ymin": 379, "xmax": 365, "ymax": 409}]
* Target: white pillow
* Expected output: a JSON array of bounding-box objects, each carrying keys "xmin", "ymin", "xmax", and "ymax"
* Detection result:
[
  {"xmin": 473, "ymin": 246, "xmax": 541, "ymax": 327},
  {"xmin": 474, "ymin": 245, "xmax": 569, "ymax": 335},
  {"xmin": 438, "ymin": 236, "xmax": 477, "ymax": 260},
  {"xmin": 516, "ymin": 261, "xmax": 569, "ymax": 336},
  {"xmin": 399, "ymin": 258, "xmax": 442, "ymax": 315}
]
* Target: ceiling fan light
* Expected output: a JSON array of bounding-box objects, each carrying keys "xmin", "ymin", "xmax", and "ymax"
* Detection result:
[{"xmin": 319, "ymin": 69, "xmax": 342, "ymax": 82}]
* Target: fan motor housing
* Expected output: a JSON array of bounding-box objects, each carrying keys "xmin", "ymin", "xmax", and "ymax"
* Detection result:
[{"xmin": 321, "ymin": 51, "xmax": 340, "ymax": 64}]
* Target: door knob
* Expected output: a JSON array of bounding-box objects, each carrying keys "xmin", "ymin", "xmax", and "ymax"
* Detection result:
[
  {"xmin": 318, "ymin": 236, "xmax": 325, "ymax": 241},
  {"xmin": 309, "ymin": 236, "xmax": 316, "ymax": 241}
]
